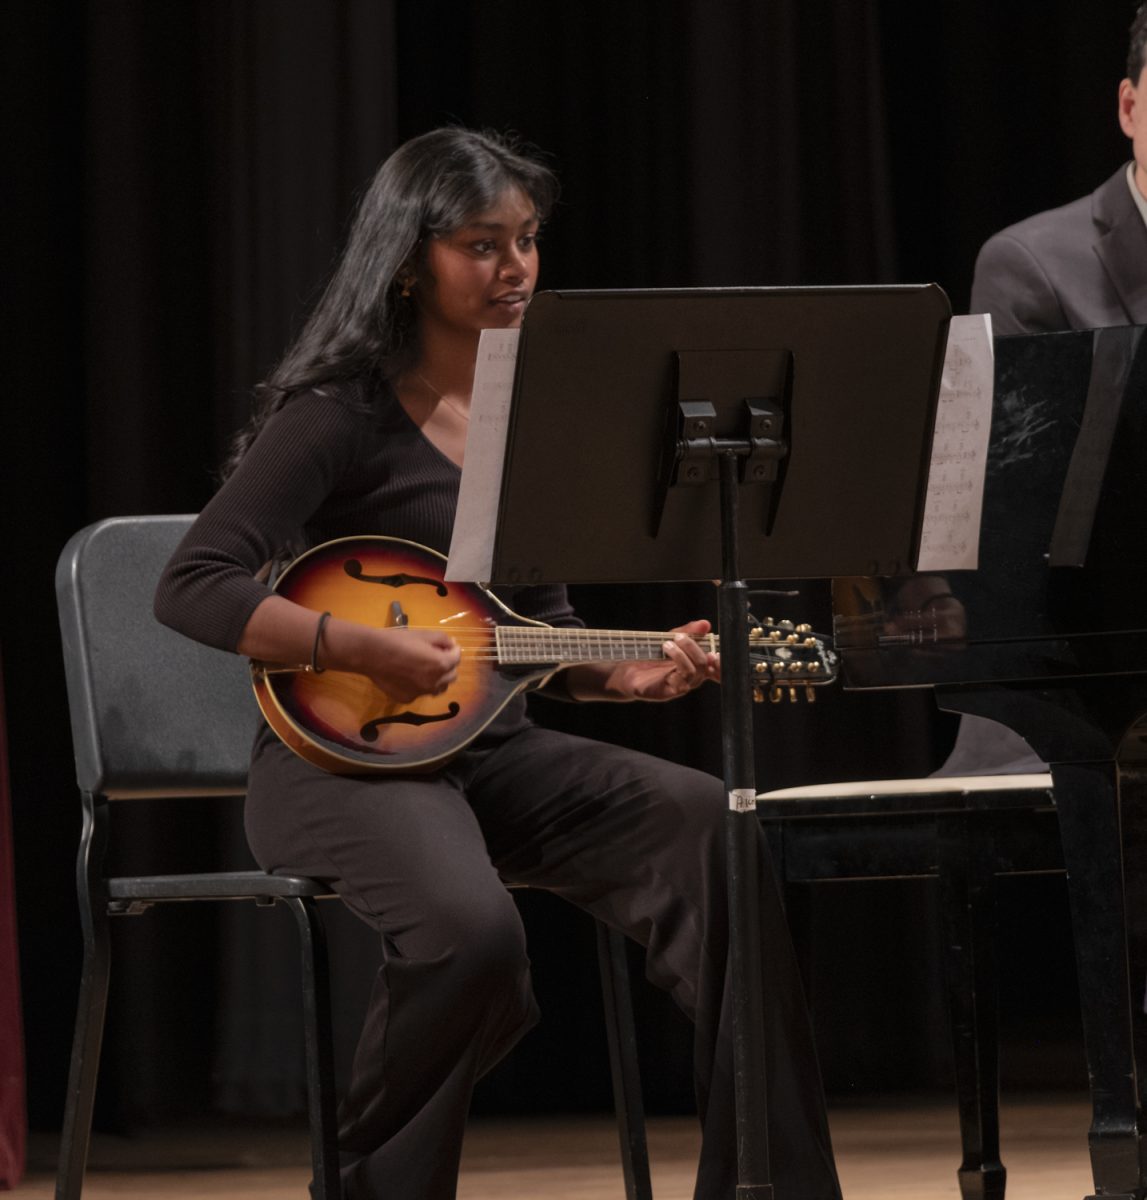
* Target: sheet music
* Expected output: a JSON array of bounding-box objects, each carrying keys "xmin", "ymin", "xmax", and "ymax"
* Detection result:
[
  {"xmin": 916, "ymin": 313, "xmax": 994, "ymax": 572},
  {"xmin": 445, "ymin": 328, "xmax": 520, "ymax": 582}
]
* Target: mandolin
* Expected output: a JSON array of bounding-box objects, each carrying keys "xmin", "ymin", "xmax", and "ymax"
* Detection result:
[{"xmin": 251, "ymin": 536, "xmax": 837, "ymax": 775}]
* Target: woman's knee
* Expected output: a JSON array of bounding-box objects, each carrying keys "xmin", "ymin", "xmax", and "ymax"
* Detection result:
[
  {"xmin": 654, "ymin": 764, "xmax": 727, "ymax": 850},
  {"xmin": 419, "ymin": 886, "xmax": 530, "ymax": 998}
]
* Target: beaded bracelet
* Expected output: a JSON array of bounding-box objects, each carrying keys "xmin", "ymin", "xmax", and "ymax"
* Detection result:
[{"xmin": 310, "ymin": 610, "xmax": 332, "ymax": 674}]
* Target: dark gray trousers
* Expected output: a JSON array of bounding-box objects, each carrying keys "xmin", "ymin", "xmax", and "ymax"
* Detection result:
[{"xmin": 244, "ymin": 724, "xmax": 841, "ymax": 1200}]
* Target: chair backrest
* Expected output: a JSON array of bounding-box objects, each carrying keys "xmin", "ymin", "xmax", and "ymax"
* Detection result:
[{"xmin": 55, "ymin": 515, "xmax": 259, "ymax": 799}]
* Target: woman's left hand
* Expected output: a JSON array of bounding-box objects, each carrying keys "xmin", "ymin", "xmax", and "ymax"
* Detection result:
[{"xmin": 600, "ymin": 619, "xmax": 721, "ymax": 702}]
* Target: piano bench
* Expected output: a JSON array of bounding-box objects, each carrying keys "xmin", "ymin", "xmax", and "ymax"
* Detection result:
[{"xmin": 756, "ymin": 772, "xmax": 1057, "ymax": 1200}]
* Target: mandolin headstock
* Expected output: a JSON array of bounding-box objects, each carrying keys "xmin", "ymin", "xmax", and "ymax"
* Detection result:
[{"xmin": 747, "ymin": 617, "xmax": 838, "ymax": 703}]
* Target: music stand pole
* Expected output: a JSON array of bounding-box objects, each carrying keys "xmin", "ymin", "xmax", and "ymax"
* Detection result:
[{"xmin": 717, "ymin": 450, "xmax": 773, "ymax": 1199}]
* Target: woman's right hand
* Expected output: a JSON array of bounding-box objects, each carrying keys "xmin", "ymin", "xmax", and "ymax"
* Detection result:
[
  {"xmin": 356, "ymin": 626, "xmax": 462, "ymax": 703},
  {"xmin": 238, "ymin": 595, "xmax": 462, "ymax": 703}
]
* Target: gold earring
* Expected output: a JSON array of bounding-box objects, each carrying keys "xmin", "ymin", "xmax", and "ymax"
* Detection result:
[{"xmin": 400, "ymin": 278, "xmax": 413, "ymax": 298}]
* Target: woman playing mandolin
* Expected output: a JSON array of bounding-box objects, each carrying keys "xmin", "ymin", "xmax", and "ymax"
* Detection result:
[{"xmin": 155, "ymin": 128, "xmax": 840, "ymax": 1200}]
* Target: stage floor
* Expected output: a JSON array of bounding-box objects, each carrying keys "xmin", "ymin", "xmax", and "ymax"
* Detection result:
[{"xmin": 22, "ymin": 1093, "xmax": 1095, "ymax": 1198}]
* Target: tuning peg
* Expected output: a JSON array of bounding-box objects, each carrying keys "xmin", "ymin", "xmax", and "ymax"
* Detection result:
[
  {"xmin": 805, "ymin": 686, "xmax": 816, "ymax": 703},
  {"xmin": 769, "ymin": 686, "xmax": 783, "ymax": 703},
  {"xmin": 796, "ymin": 623, "xmax": 812, "ymax": 634},
  {"xmin": 754, "ymin": 661, "xmax": 768, "ymax": 675},
  {"xmin": 788, "ymin": 686, "xmax": 798, "ymax": 702},
  {"xmin": 752, "ymin": 686, "xmax": 765, "ymax": 703}
]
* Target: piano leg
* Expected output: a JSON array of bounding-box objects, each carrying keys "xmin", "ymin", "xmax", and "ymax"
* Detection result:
[
  {"xmin": 1119, "ymin": 762, "xmax": 1147, "ymax": 1189},
  {"xmin": 937, "ymin": 812, "xmax": 1007, "ymax": 1200},
  {"xmin": 1054, "ymin": 760, "xmax": 1144, "ymax": 1200}
]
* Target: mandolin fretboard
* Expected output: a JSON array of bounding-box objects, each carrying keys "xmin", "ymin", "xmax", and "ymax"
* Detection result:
[{"xmin": 495, "ymin": 626, "xmax": 711, "ymax": 665}]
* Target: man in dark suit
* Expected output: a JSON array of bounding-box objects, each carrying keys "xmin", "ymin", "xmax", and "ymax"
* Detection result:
[
  {"xmin": 937, "ymin": 3, "xmax": 1147, "ymax": 776},
  {"xmin": 969, "ymin": 3, "xmax": 1147, "ymax": 334}
]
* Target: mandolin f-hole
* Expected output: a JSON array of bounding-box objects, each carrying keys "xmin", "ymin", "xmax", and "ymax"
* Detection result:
[
  {"xmin": 343, "ymin": 558, "xmax": 448, "ymax": 596},
  {"xmin": 360, "ymin": 702, "xmax": 461, "ymax": 741}
]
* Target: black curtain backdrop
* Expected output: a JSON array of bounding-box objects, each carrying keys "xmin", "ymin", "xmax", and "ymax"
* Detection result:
[{"xmin": 3, "ymin": 0, "xmax": 1134, "ymax": 1133}]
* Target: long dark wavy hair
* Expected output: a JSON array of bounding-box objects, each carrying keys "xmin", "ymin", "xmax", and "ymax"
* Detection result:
[{"xmin": 224, "ymin": 127, "xmax": 558, "ymax": 476}]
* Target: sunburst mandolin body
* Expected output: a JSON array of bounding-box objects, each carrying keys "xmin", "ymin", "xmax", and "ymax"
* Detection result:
[{"xmin": 252, "ymin": 536, "xmax": 551, "ymax": 775}]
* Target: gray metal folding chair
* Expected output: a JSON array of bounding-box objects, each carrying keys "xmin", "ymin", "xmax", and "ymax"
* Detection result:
[{"xmin": 54, "ymin": 514, "xmax": 651, "ymax": 1200}]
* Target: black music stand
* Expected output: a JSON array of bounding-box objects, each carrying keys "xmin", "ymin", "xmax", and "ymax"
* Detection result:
[{"xmin": 486, "ymin": 285, "xmax": 952, "ymax": 1196}]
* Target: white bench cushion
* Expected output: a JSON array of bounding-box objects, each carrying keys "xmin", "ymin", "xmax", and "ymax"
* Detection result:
[{"xmin": 756, "ymin": 773, "xmax": 1053, "ymax": 801}]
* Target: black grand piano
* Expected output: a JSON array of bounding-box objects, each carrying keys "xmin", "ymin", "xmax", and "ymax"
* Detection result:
[{"xmin": 830, "ymin": 323, "xmax": 1147, "ymax": 1199}]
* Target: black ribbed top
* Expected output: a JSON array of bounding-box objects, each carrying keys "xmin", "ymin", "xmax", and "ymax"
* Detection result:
[{"xmin": 154, "ymin": 378, "xmax": 579, "ymax": 652}]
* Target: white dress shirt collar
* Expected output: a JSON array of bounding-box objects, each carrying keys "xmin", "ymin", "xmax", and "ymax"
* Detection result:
[{"xmin": 1127, "ymin": 161, "xmax": 1147, "ymax": 229}]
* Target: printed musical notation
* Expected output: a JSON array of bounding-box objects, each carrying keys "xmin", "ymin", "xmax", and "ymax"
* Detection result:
[
  {"xmin": 916, "ymin": 314, "xmax": 994, "ymax": 572},
  {"xmin": 445, "ymin": 329, "xmax": 520, "ymax": 582}
]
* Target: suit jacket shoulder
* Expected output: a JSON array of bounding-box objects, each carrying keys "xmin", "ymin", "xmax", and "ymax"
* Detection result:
[{"xmin": 970, "ymin": 164, "xmax": 1147, "ymax": 334}]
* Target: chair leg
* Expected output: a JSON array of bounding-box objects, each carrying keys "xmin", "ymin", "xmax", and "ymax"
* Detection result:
[
  {"xmin": 285, "ymin": 897, "xmax": 340, "ymax": 1200},
  {"xmin": 595, "ymin": 921, "xmax": 653, "ymax": 1200},
  {"xmin": 56, "ymin": 799, "xmax": 111, "ymax": 1200},
  {"xmin": 937, "ymin": 815, "xmax": 1006, "ymax": 1200}
]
